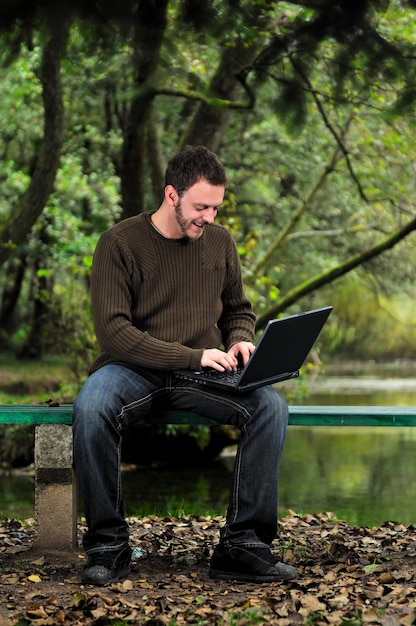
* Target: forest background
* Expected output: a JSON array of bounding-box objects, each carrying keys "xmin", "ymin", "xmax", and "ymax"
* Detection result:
[{"xmin": 0, "ymin": 0, "xmax": 416, "ymax": 440}]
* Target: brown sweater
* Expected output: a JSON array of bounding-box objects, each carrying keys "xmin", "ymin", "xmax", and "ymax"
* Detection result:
[{"xmin": 89, "ymin": 212, "xmax": 256, "ymax": 374}]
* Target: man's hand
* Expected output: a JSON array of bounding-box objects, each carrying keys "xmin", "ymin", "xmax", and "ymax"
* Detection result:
[
  {"xmin": 200, "ymin": 342, "xmax": 255, "ymax": 372},
  {"xmin": 200, "ymin": 348, "xmax": 238, "ymax": 372},
  {"xmin": 227, "ymin": 341, "xmax": 255, "ymax": 367}
]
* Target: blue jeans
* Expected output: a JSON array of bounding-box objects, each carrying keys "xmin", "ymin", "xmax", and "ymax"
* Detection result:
[{"xmin": 73, "ymin": 363, "xmax": 289, "ymax": 556}]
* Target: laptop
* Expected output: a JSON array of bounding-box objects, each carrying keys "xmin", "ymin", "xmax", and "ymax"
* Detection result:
[{"xmin": 174, "ymin": 306, "xmax": 333, "ymax": 393}]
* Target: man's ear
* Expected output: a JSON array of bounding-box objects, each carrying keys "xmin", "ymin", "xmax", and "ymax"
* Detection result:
[{"xmin": 165, "ymin": 185, "xmax": 178, "ymax": 207}]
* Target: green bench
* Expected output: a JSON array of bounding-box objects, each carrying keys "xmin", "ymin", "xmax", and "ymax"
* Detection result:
[{"xmin": 2, "ymin": 403, "xmax": 416, "ymax": 553}]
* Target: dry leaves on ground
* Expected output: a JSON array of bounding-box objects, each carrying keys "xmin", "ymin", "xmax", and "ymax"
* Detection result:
[{"xmin": 1, "ymin": 512, "xmax": 416, "ymax": 625}]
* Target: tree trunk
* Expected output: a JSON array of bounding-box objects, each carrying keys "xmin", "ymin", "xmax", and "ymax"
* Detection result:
[
  {"xmin": 0, "ymin": 20, "xmax": 68, "ymax": 267},
  {"xmin": 0, "ymin": 246, "xmax": 28, "ymax": 338},
  {"xmin": 146, "ymin": 109, "xmax": 166, "ymax": 206},
  {"xmin": 119, "ymin": 0, "xmax": 169, "ymax": 219},
  {"xmin": 182, "ymin": 6, "xmax": 272, "ymax": 151},
  {"xmin": 18, "ymin": 219, "xmax": 54, "ymax": 359}
]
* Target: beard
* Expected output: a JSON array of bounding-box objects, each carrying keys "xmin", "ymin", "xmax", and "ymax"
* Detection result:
[
  {"xmin": 174, "ymin": 197, "xmax": 205, "ymax": 240},
  {"xmin": 174, "ymin": 197, "xmax": 188, "ymax": 238}
]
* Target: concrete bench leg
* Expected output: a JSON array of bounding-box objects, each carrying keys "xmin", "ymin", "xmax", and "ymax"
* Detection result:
[{"xmin": 34, "ymin": 424, "xmax": 77, "ymax": 552}]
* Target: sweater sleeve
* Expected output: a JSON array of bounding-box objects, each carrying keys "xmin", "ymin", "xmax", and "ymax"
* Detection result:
[{"xmin": 90, "ymin": 230, "xmax": 203, "ymax": 371}]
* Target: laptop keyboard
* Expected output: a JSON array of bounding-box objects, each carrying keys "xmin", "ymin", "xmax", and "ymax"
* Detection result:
[{"xmin": 197, "ymin": 368, "xmax": 243, "ymax": 383}]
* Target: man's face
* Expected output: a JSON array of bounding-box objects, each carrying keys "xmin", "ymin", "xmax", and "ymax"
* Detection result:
[{"xmin": 173, "ymin": 180, "xmax": 225, "ymax": 240}]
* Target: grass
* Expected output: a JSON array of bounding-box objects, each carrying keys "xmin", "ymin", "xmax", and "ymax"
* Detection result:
[
  {"xmin": 0, "ymin": 353, "xmax": 73, "ymax": 375},
  {"xmin": 0, "ymin": 355, "xmax": 79, "ymax": 403}
]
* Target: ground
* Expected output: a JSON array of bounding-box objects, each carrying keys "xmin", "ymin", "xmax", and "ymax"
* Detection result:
[{"xmin": 1, "ymin": 512, "xmax": 416, "ymax": 626}]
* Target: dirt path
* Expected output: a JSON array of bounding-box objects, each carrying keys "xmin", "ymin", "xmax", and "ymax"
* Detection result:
[{"xmin": 1, "ymin": 512, "xmax": 416, "ymax": 625}]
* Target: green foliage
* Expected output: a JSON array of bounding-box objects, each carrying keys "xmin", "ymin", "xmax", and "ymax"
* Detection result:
[
  {"xmin": 321, "ymin": 273, "xmax": 416, "ymax": 359},
  {"xmin": 341, "ymin": 613, "xmax": 362, "ymax": 625},
  {"xmin": 229, "ymin": 609, "xmax": 264, "ymax": 625},
  {"xmin": 42, "ymin": 277, "xmax": 99, "ymax": 388},
  {"xmin": 1, "ymin": 0, "xmax": 416, "ymax": 364}
]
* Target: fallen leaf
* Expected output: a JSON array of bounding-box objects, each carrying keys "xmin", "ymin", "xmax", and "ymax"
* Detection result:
[{"xmin": 27, "ymin": 574, "xmax": 42, "ymax": 583}]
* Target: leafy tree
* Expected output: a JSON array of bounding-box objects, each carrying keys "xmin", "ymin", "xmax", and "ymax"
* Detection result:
[{"xmin": 1, "ymin": 0, "xmax": 416, "ymax": 361}]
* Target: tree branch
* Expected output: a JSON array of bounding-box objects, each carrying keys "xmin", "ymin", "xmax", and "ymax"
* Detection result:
[
  {"xmin": 288, "ymin": 54, "xmax": 369, "ymax": 202},
  {"xmin": 255, "ymin": 212, "xmax": 416, "ymax": 329},
  {"xmin": 250, "ymin": 130, "xmax": 347, "ymax": 277},
  {"xmin": 154, "ymin": 85, "xmax": 255, "ymax": 110}
]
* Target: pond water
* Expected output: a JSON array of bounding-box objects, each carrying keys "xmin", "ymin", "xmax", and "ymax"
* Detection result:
[
  {"xmin": 278, "ymin": 366, "xmax": 416, "ymax": 526},
  {"xmin": 2, "ymin": 363, "xmax": 416, "ymax": 527}
]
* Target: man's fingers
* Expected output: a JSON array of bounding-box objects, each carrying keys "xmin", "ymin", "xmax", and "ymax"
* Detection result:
[{"xmin": 201, "ymin": 349, "xmax": 237, "ymax": 371}]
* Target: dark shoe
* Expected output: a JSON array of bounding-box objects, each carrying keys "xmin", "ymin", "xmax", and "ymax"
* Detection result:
[
  {"xmin": 81, "ymin": 544, "xmax": 132, "ymax": 585},
  {"xmin": 209, "ymin": 543, "xmax": 297, "ymax": 583}
]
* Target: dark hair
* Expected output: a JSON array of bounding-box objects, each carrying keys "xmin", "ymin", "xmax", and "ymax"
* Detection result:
[{"xmin": 164, "ymin": 145, "xmax": 227, "ymax": 196}]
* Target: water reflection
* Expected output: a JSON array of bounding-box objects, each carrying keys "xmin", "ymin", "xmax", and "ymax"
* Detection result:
[
  {"xmin": 278, "ymin": 426, "xmax": 416, "ymax": 527},
  {"xmin": 3, "ymin": 429, "xmax": 416, "ymax": 527},
  {"xmin": 297, "ymin": 376, "xmax": 416, "ymax": 407},
  {"xmin": 112, "ymin": 423, "xmax": 416, "ymax": 528},
  {"xmin": 121, "ymin": 463, "xmax": 232, "ymax": 518},
  {"xmin": 279, "ymin": 374, "xmax": 416, "ymax": 525},
  {"xmin": 0, "ymin": 472, "xmax": 34, "ymax": 520}
]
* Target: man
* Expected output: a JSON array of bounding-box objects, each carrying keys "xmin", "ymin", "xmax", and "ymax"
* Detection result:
[{"xmin": 73, "ymin": 145, "xmax": 296, "ymax": 585}]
